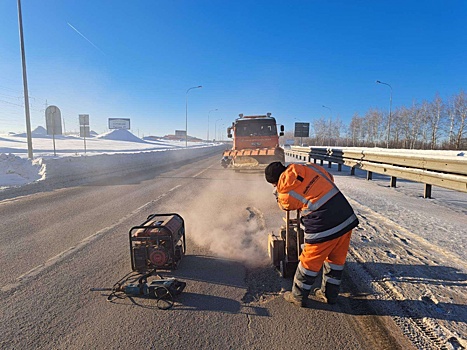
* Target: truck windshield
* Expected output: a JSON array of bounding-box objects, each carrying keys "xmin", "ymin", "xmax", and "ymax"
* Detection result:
[{"xmin": 236, "ymin": 121, "xmax": 277, "ymax": 137}]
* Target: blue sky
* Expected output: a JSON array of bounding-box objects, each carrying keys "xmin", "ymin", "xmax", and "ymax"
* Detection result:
[{"xmin": 1, "ymin": 1, "xmax": 466, "ymax": 139}]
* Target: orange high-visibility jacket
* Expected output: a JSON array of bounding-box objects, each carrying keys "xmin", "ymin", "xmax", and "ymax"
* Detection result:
[{"xmin": 276, "ymin": 163, "xmax": 359, "ymax": 243}]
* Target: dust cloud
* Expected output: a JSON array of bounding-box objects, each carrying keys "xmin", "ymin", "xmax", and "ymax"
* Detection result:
[{"xmin": 183, "ymin": 176, "xmax": 277, "ymax": 268}]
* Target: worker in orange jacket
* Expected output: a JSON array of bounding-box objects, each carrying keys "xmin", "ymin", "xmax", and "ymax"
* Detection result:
[{"xmin": 265, "ymin": 161, "xmax": 359, "ymax": 307}]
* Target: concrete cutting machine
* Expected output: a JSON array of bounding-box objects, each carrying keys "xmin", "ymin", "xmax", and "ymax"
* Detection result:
[
  {"xmin": 268, "ymin": 210, "xmax": 304, "ymax": 278},
  {"xmin": 129, "ymin": 213, "xmax": 186, "ymax": 272}
]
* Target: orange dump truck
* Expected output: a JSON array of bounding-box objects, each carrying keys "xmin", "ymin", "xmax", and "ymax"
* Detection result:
[{"xmin": 221, "ymin": 113, "xmax": 285, "ymax": 169}]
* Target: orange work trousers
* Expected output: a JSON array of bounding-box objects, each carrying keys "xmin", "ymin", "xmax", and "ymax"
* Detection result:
[{"xmin": 300, "ymin": 230, "xmax": 352, "ymax": 273}]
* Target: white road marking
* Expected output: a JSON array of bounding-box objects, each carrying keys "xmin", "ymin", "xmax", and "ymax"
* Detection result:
[
  {"xmin": 192, "ymin": 164, "xmax": 212, "ymax": 178},
  {"xmin": 1, "ymin": 185, "xmax": 182, "ymax": 293}
]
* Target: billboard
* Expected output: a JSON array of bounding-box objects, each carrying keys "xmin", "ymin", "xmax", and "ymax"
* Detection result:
[
  {"xmin": 108, "ymin": 118, "xmax": 130, "ymax": 129},
  {"xmin": 294, "ymin": 122, "xmax": 310, "ymax": 138},
  {"xmin": 175, "ymin": 130, "xmax": 187, "ymax": 137}
]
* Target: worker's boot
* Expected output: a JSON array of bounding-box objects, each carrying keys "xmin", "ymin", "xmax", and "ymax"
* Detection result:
[
  {"xmin": 319, "ymin": 261, "xmax": 343, "ymax": 304},
  {"xmin": 288, "ymin": 264, "xmax": 315, "ymax": 307},
  {"xmin": 314, "ymin": 288, "xmax": 337, "ymax": 305},
  {"xmin": 283, "ymin": 291, "xmax": 307, "ymax": 307}
]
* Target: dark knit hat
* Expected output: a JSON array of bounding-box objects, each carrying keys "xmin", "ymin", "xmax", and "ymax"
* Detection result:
[{"xmin": 265, "ymin": 162, "xmax": 287, "ymax": 183}]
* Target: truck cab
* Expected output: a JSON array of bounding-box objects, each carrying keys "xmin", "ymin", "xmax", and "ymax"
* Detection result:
[{"xmin": 222, "ymin": 113, "xmax": 285, "ymax": 169}]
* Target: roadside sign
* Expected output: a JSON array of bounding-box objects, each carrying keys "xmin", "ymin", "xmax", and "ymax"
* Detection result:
[
  {"xmin": 294, "ymin": 122, "xmax": 309, "ymax": 138},
  {"xmin": 108, "ymin": 118, "xmax": 130, "ymax": 129},
  {"xmin": 45, "ymin": 105, "xmax": 62, "ymax": 135},
  {"xmin": 80, "ymin": 126, "xmax": 90, "ymax": 138},
  {"xmin": 79, "ymin": 114, "xmax": 89, "ymax": 126}
]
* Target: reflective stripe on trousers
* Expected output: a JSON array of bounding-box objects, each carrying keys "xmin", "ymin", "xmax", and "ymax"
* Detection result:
[
  {"xmin": 292, "ymin": 231, "xmax": 352, "ymax": 301},
  {"xmin": 292, "ymin": 262, "xmax": 318, "ymax": 299},
  {"xmin": 321, "ymin": 261, "xmax": 345, "ymax": 303}
]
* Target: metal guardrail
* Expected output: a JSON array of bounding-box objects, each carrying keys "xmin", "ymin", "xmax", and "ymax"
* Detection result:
[{"xmin": 285, "ymin": 146, "xmax": 467, "ymax": 198}]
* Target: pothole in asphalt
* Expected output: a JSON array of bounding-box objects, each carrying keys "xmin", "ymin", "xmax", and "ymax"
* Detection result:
[
  {"xmin": 241, "ymin": 264, "xmax": 284, "ymax": 303},
  {"xmin": 240, "ymin": 206, "xmax": 288, "ymax": 303}
]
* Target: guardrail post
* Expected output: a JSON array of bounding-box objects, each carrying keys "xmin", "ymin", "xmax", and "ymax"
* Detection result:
[
  {"xmin": 338, "ymin": 163, "xmax": 342, "ymax": 172},
  {"xmin": 314, "ymin": 158, "xmax": 317, "ymax": 164},
  {"xmin": 424, "ymin": 184, "xmax": 432, "ymax": 199},
  {"xmin": 328, "ymin": 161, "xmax": 332, "ymax": 168},
  {"xmin": 390, "ymin": 176, "xmax": 397, "ymax": 188},
  {"xmin": 350, "ymin": 167, "xmax": 355, "ymax": 175},
  {"xmin": 320, "ymin": 159, "xmax": 324, "ymax": 166},
  {"xmin": 367, "ymin": 171, "xmax": 373, "ymax": 180}
]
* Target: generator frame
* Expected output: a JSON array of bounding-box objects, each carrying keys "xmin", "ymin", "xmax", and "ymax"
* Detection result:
[
  {"xmin": 268, "ymin": 210, "xmax": 304, "ymax": 278},
  {"xmin": 129, "ymin": 213, "xmax": 186, "ymax": 272}
]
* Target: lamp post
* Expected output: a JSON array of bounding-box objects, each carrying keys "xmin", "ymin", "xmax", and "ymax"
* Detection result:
[
  {"xmin": 185, "ymin": 85, "xmax": 202, "ymax": 148},
  {"xmin": 214, "ymin": 118, "xmax": 222, "ymax": 141},
  {"xmin": 17, "ymin": 0, "xmax": 33, "ymax": 159},
  {"xmin": 220, "ymin": 124, "xmax": 225, "ymax": 141},
  {"xmin": 376, "ymin": 80, "xmax": 393, "ymax": 148},
  {"xmin": 322, "ymin": 105, "xmax": 332, "ymax": 146},
  {"xmin": 207, "ymin": 108, "xmax": 218, "ymax": 141}
]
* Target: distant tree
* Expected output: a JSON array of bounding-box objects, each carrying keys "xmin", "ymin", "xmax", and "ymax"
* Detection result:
[
  {"xmin": 424, "ymin": 94, "xmax": 445, "ymax": 149},
  {"xmin": 364, "ymin": 108, "xmax": 384, "ymax": 147},
  {"xmin": 418, "ymin": 100, "xmax": 431, "ymax": 148},
  {"xmin": 453, "ymin": 90, "xmax": 467, "ymax": 150},
  {"xmin": 284, "ymin": 89, "xmax": 464, "ymax": 150},
  {"xmin": 390, "ymin": 107, "xmax": 404, "ymax": 147},
  {"xmin": 398, "ymin": 106, "xmax": 412, "ymax": 149},
  {"xmin": 312, "ymin": 116, "xmax": 329, "ymax": 146},
  {"xmin": 330, "ymin": 116, "xmax": 344, "ymax": 146},
  {"xmin": 348, "ymin": 113, "xmax": 362, "ymax": 146}
]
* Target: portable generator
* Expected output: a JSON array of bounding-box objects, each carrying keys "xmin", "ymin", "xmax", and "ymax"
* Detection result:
[
  {"xmin": 129, "ymin": 213, "xmax": 186, "ymax": 272},
  {"xmin": 268, "ymin": 210, "xmax": 304, "ymax": 278}
]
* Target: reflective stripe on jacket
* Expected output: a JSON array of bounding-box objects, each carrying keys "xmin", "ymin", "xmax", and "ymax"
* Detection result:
[{"xmin": 276, "ymin": 163, "xmax": 359, "ymax": 244}]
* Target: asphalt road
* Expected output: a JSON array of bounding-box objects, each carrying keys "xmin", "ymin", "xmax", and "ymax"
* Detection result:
[{"xmin": 0, "ymin": 154, "xmax": 414, "ymax": 350}]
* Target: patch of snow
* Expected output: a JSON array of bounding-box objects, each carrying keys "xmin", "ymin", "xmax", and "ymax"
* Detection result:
[{"xmin": 0, "ymin": 153, "xmax": 42, "ymax": 189}]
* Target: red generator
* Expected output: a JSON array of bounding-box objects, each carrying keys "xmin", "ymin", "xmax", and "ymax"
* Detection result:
[{"xmin": 129, "ymin": 213, "xmax": 186, "ymax": 272}]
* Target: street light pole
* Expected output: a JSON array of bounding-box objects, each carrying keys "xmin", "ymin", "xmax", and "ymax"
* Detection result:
[
  {"xmin": 17, "ymin": 0, "xmax": 33, "ymax": 159},
  {"xmin": 214, "ymin": 118, "xmax": 222, "ymax": 141},
  {"xmin": 322, "ymin": 105, "xmax": 332, "ymax": 146},
  {"xmin": 207, "ymin": 108, "xmax": 218, "ymax": 141},
  {"xmin": 185, "ymin": 85, "xmax": 202, "ymax": 148},
  {"xmin": 376, "ymin": 80, "xmax": 393, "ymax": 148},
  {"xmin": 220, "ymin": 124, "xmax": 226, "ymax": 141}
]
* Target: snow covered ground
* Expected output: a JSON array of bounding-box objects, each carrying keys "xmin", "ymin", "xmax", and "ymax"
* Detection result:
[
  {"xmin": 330, "ymin": 167, "xmax": 467, "ymax": 350},
  {"xmin": 284, "ymin": 149, "xmax": 467, "ymax": 349},
  {"xmin": 1, "ymin": 129, "xmax": 466, "ymax": 349},
  {"xmin": 0, "ymin": 127, "xmax": 223, "ymax": 191}
]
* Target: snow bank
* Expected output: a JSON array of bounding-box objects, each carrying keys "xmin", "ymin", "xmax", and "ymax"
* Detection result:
[
  {"xmin": 96, "ymin": 129, "xmax": 149, "ymax": 143},
  {"xmin": 0, "ymin": 144, "xmax": 225, "ymax": 197},
  {"xmin": 39, "ymin": 145, "xmax": 224, "ymax": 184},
  {"xmin": 0, "ymin": 154, "xmax": 42, "ymax": 187}
]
